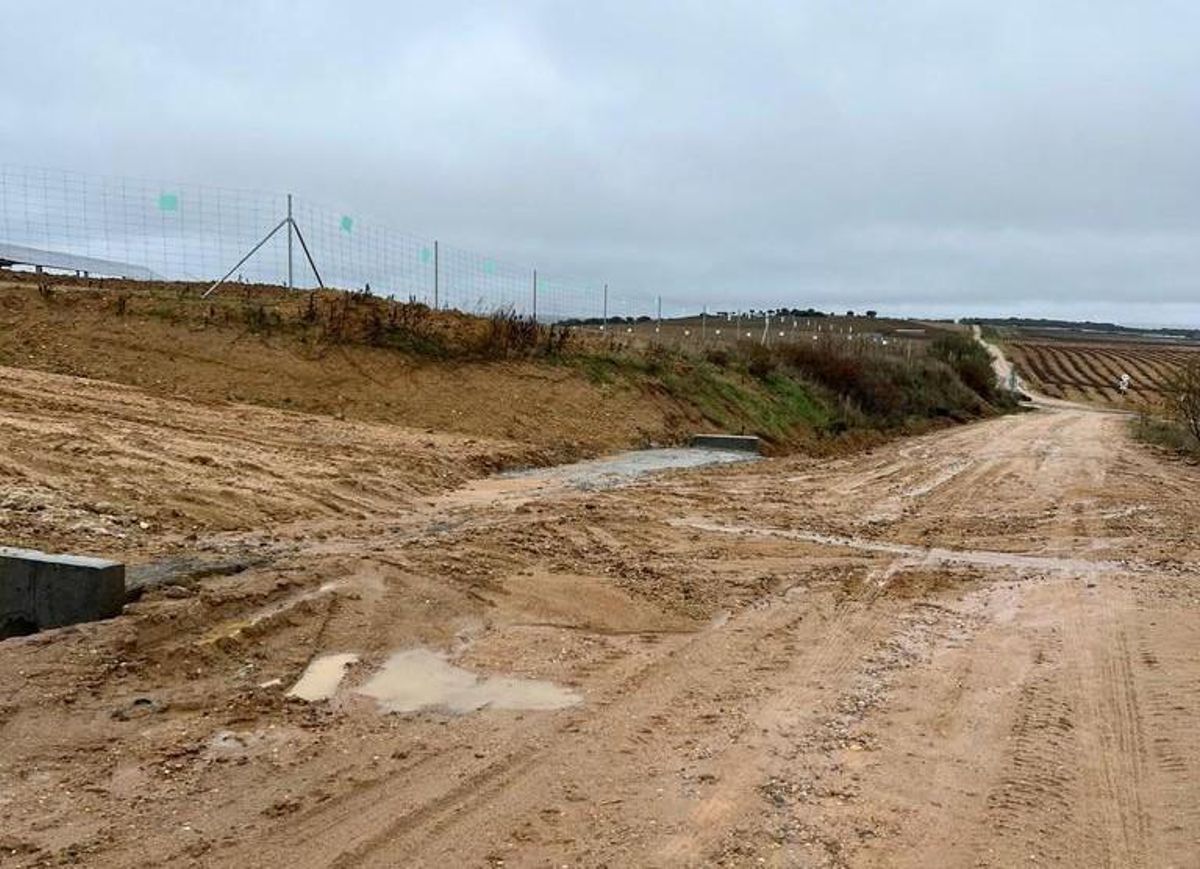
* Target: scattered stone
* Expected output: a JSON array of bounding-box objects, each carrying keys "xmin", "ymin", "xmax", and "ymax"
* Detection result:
[{"xmin": 112, "ymin": 696, "xmax": 167, "ymax": 721}]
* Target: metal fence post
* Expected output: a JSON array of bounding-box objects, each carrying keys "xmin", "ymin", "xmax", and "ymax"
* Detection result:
[
  {"xmin": 532, "ymin": 268, "xmax": 538, "ymax": 322},
  {"xmin": 603, "ymin": 283, "xmax": 608, "ymax": 330},
  {"xmin": 286, "ymin": 194, "xmax": 294, "ymax": 289},
  {"xmin": 433, "ymin": 239, "xmax": 439, "ymax": 309}
]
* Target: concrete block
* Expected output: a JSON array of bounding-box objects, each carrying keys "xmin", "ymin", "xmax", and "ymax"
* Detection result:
[
  {"xmin": 689, "ymin": 433, "xmax": 763, "ymax": 453},
  {"xmin": 1, "ymin": 547, "xmax": 125, "ymax": 638}
]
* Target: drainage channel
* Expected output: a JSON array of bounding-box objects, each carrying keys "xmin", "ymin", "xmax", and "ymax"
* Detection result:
[{"xmin": 499, "ymin": 446, "xmax": 759, "ymax": 492}]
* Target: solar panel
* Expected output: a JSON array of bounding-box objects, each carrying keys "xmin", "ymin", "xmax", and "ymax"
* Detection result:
[{"xmin": 0, "ymin": 241, "xmax": 159, "ymax": 280}]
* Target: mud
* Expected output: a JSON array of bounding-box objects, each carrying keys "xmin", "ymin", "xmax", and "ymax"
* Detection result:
[
  {"xmin": 1, "ymin": 358, "xmax": 1199, "ymax": 868},
  {"xmin": 677, "ymin": 519, "xmax": 1129, "ymax": 577}
]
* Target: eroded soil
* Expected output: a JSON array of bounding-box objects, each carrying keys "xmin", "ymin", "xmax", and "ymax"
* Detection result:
[{"xmin": 1, "ymin": 364, "xmax": 1198, "ymax": 867}]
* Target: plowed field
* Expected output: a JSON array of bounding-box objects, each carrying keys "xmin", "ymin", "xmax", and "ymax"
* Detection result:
[{"xmin": 1005, "ymin": 338, "xmax": 1200, "ymax": 405}]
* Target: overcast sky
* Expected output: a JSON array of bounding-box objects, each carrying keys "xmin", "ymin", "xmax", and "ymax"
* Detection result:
[{"xmin": 3, "ymin": 1, "xmax": 1198, "ymax": 325}]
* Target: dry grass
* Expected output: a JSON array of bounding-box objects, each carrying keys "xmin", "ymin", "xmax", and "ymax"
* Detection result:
[{"xmin": 0, "ymin": 276, "xmax": 1011, "ymax": 454}]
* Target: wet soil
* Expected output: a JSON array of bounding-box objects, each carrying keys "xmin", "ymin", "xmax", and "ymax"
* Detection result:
[{"xmin": 1, "ymin": 362, "xmax": 1199, "ymax": 867}]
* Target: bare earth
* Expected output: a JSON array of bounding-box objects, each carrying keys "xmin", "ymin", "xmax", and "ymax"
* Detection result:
[{"xmin": 1, "ymin": 364, "xmax": 1199, "ymax": 867}]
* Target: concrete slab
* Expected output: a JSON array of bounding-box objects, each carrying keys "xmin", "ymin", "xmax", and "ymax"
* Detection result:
[
  {"xmin": 0, "ymin": 547, "xmax": 125, "ymax": 638},
  {"xmin": 689, "ymin": 434, "xmax": 763, "ymax": 454}
]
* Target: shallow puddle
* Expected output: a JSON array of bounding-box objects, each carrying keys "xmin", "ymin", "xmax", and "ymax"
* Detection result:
[
  {"xmin": 502, "ymin": 447, "xmax": 757, "ymax": 491},
  {"xmin": 356, "ymin": 648, "xmax": 581, "ymax": 714},
  {"xmin": 439, "ymin": 447, "xmax": 759, "ymax": 512},
  {"xmin": 286, "ymin": 652, "xmax": 360, "ymax": 701}
]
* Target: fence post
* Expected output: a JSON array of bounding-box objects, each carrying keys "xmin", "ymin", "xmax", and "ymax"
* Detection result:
[
  {"xmin": 532, "ymin": 268, "xmax": 537, "ymax": 322},
  {"xmin": 286, "ymin": 194, "xmax": 294, "ymax": 290},
  {"xmin": 603, "ymin": 283, "xmax": 608, "ymax": 330},
  {"xmin": 433, "ymin": 240, "xmax": 439, "ymax": 309}
]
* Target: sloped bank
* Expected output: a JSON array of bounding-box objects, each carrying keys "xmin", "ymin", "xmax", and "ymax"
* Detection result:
[{"xmin": 0, "ymin": 281, "xmax": 1009, "ymax": 456}]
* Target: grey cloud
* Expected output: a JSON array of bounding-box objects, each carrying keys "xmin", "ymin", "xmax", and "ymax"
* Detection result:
[{"xmin": 1, "ymin": 0, "xmax": 1197, "ymax": 324}]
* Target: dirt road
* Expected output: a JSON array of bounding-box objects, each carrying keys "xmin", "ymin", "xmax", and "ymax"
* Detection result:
[{"xmin": 1, "ymin": 365, "xmax": 1198, "ymax": 867}]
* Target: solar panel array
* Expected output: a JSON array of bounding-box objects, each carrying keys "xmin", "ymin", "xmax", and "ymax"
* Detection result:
[{"xmin": 0, "ymin": 241, "xmax": 158, "ymax": 280}]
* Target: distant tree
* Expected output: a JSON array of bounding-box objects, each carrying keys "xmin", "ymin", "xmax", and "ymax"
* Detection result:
[
  {"xmin": 866, "ymin": 310, "xmax": 878, "ymax": 319},
  {"xmin": 846, "ymin": 310, "xmax": 856, "ymax": 317}
]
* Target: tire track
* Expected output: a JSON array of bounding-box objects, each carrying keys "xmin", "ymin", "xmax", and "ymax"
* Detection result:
[
  {"xmin": 219, "ymin": 575, "xmax": 904, "ymax": 868},
  {"xmin": 979, "ymin": 628, "xmax": 1094, "ymax": 866}
]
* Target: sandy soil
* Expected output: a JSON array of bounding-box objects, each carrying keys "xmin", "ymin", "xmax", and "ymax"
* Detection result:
[
  {"xmin": 0, "ymin": 282, "xmax": 692, "ymax": 454},
  {"xmin": 0, "ymin": 365, "xmax": 548, "ymax": 556},
  {"xmin": 1, "ymin": 364, "xmax": 1198, "ymax": 867}
]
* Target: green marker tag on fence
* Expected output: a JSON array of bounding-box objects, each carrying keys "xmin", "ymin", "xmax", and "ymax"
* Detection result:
[
  {"xmin": 157, "ymin": 192, "xmax": 179, "ymax": 212},
  {"xmin": 483, "ymin": 259, "xmax": 496, "ymax": 275},
  {"xmin": 420, "ymin": 247, "xmax": 432, "ymax": 264},
  {"xmin": 340, "ymin": 215, "xmax": 353, "ymax": 233}
]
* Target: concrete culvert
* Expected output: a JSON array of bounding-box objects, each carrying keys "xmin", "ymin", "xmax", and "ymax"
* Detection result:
[{"xmin": 0, "ymin": 547, "xmax": 126, "ymax": 639}]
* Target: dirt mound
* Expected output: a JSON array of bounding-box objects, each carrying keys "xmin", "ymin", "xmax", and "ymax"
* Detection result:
[
  {"xmin": 0, "ymin": 364, "xmax": 548, "ymax": 555},
  {"xmin": 0, "ymin": 281, "xmax": 693, "ymax": 454}
]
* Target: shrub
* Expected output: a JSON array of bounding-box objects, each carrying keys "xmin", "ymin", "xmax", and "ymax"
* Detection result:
[
  {"xmin": 928, "ymin": 332, "xmax": 997, "ymax": 400},
  {"xmin": 1162, "ymin": 360, "xmax": 1200, "ymax": 444},
  {"xmin": 472, "ymin": 308, "xmax": 572, "ymax": 359},
  {"xmin": 775, "ymin": 335, "xmax": 985, "ymax": 426},
  {"xmin": 704, "ymin": 347, "xmax": 732, "ymax": 368},
  {"xmin": 242, "ymin": 303, "xmax": 273, "ymax": 333},
  {"xmin": 739, "ymin": 341, "xmax": 778, "ymax": 379}
]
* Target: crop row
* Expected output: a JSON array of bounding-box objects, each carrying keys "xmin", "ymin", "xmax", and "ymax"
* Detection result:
[{"xmin": 1006, "ymin": 341, "xmax": 1200, "ymax": 404}]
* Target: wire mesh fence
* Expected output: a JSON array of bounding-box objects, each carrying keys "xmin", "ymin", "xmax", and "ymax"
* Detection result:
[
  {"xmin": 0, "ymin": 164, "xmax": 925, "ymax": 357},
  {"xmin": 0, "ymin": 163, "xmax": 698, "ymax": 323}
]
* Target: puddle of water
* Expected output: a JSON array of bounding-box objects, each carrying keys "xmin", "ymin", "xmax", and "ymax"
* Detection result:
[
  {"xmin": 286, "ymin": 652, "xmax": 359, "ymax": 701},
  {"xmin": 356, "ymin": 648, "xmax": 581, "ymax": 714},
  {"xmin": 502, "ymin": 447, "xmax": 756, "ymax": 491}
]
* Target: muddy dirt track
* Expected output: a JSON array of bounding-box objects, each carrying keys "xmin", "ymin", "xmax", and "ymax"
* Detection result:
[{"xmin": 1, "ymin": 365, "xmax": 1199, "ymax": 867}]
